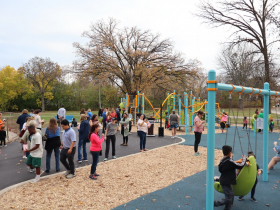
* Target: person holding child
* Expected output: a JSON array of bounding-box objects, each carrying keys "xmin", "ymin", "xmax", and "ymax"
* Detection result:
[
  {"xmin": 214, "ymin": 145, "xmax": 246, "ymax": 210},
  {"xmin": 25, "ymin": 125, "xmax": 43, "ymax": 183},
  {"xmin": 120, "ymin": 112, "xmax": 130, "ymax": 146},
  {"xmin": 238, "ymin": 151, "xmax": 261, "ymax": 202}
]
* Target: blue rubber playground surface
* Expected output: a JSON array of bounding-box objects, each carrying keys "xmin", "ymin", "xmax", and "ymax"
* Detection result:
[{"xmin": 113, "ymin": 127, "xmax": 280, "ymax": 210}]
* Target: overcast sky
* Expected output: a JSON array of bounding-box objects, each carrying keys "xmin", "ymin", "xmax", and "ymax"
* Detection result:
[{"xmin": 0, "ymin": 0, "xmax": 233, "ymax": 74}]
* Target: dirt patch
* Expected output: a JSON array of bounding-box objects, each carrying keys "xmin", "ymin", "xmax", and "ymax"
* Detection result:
[{"xmin": 0, "ymin": 145, "xmax": 223, "ymax": 210}]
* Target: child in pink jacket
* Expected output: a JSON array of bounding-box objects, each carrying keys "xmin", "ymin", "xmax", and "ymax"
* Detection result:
[{"xmin": 89, "ymin": 124, "xmax": 104, "ymax": 180}]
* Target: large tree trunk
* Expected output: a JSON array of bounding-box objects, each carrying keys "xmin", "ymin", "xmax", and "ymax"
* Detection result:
[{"xmin": 41, "ymin": 93, "xmax": 45, "ymax": 112}]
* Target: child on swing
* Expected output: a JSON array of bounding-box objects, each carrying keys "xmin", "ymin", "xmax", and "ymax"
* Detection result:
[
  {"xmin": 238, "ymin": 151, "xmax": 261, "ymax": 202},
  {"xmin": 214, "ymin": 145, "xmax": 246, "ymax": 210}
]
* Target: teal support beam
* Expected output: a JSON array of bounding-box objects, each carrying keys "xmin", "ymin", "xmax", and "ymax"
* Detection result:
[
  {"xmin": 178, "ymin": 95, "xmax": 181, "ymax": 126},
  {"xmin": 126, "ymin": 93, "xmax": 128, "ymax": 112},
  {"xmin": 137, "ymin": 91, "xmax": 140, "ymax": 113},
  {"xmin": 192, "ymin": 96, "xmax": 195, "ymax": 125},
  {"xmin": 263, "ymin": 82, "xmax": 269, "ymax": 181},
  {"xmin": 184, "ymin": 92, "xmax": 189, "ymax": 136},
  {"xmin": 173, "ymin": 90, "xmax": 175, "ymax": 111},
  {"xmin": 254, "ymin": 119, "xmax": 256, "ymax": 137},
  {"xmin": 142, "ymin": 93, "xmax": 145, "ymax": 114},
  {"xmin": 199, "ymin": 97, "xmax": 200, "ymax": 103},
  {"xmin": 206, "ymin": 70, "xmax": 216, "ymax": 210},
  {"xmin": 205, "ymin": 99, "xmax": 208, "ymax": 128}
]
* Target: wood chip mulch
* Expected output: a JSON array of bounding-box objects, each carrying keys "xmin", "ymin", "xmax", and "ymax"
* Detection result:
[{"xmin": 0, "ymin": 145, "xmax": 223, "ymax": 210}]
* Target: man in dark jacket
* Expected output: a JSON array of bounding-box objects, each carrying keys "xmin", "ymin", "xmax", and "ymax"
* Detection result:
[
  {"xmin": 214, "ymin": 145, "xmax": 246, "ymax": 210},
  {"xmin": 116, "ymin": 108, "xmax": 121, "ymax": 124},
  {"xmin": 16, "ymin": 109, "xmax": 30, "ymax": 131}
]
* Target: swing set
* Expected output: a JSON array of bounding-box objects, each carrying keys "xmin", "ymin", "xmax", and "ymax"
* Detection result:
[{"xmin": 206, "ymin": 70, "xmax": 280, "ymax": 210}]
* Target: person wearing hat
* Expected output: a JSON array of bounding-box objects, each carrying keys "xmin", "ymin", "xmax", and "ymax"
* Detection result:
[
  {"xmin": 104, "ymin": 117, "xmax": 118, "ymax": 161},
  {"xmin": 120, "ymin": 112, "xmax": 130, "ymax": 146}
]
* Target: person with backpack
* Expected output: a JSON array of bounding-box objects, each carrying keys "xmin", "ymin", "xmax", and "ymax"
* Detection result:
[{"xmin": 77, "ymin": 114, "xmax": 90, "ymax": 163}]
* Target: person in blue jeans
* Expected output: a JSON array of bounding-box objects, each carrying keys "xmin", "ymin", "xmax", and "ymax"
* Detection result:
[
  {"xmin": 137, "ymin": 114, "xmax": 149, "ymax": 152},
  {"xmin": 44, "ymin": 118, "xmax": 61, "ymax": 173},
  {"xmin": 77, "ymin": 114, "xmax": 90, "ymax": 163}
]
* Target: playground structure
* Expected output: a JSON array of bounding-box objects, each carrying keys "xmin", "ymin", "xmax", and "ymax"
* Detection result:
[
  {"xmin": 119, "ymin": 91, "xmax": 224, "ymax": 135},
  {"xmin": 119, "ymin": 91, "xmax": 225, "ymax": 135},
  {"xmin": 206, "ymin": 70, "xmax": 280, "ymax": 210}
]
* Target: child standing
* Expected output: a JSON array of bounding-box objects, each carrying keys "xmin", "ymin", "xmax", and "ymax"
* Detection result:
[
  {"xmin": 269, "ymin": 119, "xmax": 274, "ymax": 133},
  {"xmin": 164, "ymin": 112, "xmax": 169, "ymax": 129},
  {"xmin": 238, "ymin": 151, "xmax": 261, "ymax": 202},
  {"xmin": 0, "ymin": 126, "xmax": 7, "ymax": 147},
  {"xmin": 242, "ymin": 117, "xmax": 248, "ymax": 130},
  {"xmin": 214, "ymin": 145, "xmax": 246, "ymax": 210},
  {"xmin": 25, "ymin": 125, "xmax": 43, "ymax": 183}
]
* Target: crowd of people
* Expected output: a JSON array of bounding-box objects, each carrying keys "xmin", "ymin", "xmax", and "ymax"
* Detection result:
[
  {"xmin": 1, "ymin": 105, "xmax": 279, "ymax": 198},
  {"xmin": 2, "ymin": 105, "xmax": 155, "ymax": 183}
]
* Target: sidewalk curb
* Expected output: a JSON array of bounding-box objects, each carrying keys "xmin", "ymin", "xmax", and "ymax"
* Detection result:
[{"xmin": 0, "ymin": 136, "xmax": 186, "ymax": 195}]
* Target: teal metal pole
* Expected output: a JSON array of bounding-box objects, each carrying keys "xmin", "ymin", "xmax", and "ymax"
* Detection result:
[
  {"xmin": 126, "ymin": 93, "xmax": 128, "ymax": 112},
  {"xmin": 254, "ymin": 120, "xmax": 256, "ymax": 137},
  {"xmin": 173, "ymin": 90, "xmax": 175, "ymax": 111},
  {"xmin": 137, "ymin": 91, "xmax": 139, "ymax": 113},
  {"xmin": 184, "ymin": 92, "xmax": 188, "ymax": 135},
  {"xmin": 178, "ymin": 95, "xmax": 181, "ymax": 126},
  {"xmin": 192, "ymin": 97, "xmax": 195, "ymax": 125},
  {"xmin": 263, "ymin": 82, "xmax": 269, "ymax": 181},
  {"xmin": 142, "ymin": 93, "xmax": 145, "ymax": 114},
  {"xmin": 206, "ymin": 70, "xmax": 216, "ymax": 210},
  {"xmin": 205, "ymin": 99, "xmax": 208, "ymax": 128},
  {"xmin": 199, "ymin": 97, "xmax": 200, "ymax": 103}
]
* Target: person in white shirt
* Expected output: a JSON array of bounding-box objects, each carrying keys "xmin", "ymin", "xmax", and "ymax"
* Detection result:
[
  {"xmin": 58, "ymin": 105, "xmax": 66, "ymax": 120},
  {"xmin": 25, "ymin": 125, "xmax": 43, "ymax": 183},
  {"xmin": 137, "ymin": 114, "xmax": 149, "ymax": 152}
]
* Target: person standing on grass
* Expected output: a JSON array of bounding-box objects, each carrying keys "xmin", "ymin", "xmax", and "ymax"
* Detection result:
[
  {"xmin": 98, "ymin": 107, "xmax": 103, "ymax": 117},
  {"xmin": 89, "ymin": 123, "xmax": 104, "ymax": 180},
  {"xmin": 25, "ymin": 125, "xmax": 43, "ymax": 183},
  {"xmin": 59, "ymin": 119, "xmax": 76, "ymax": 179},
  {"xmin": 58, "ymin": 105, "xmax": 66, "ymax": 120},
  {"xmin": 77, "ymin": 114, "xmax": 90, "ymax": 163},
  {"xmin": 16, "ymin": 109, "xmax": 30, "ymax": 131},
  {"xmin": 168, "ymin": 111, "xmax": 180, "ymax": 138},
  {"xmin": 120, "ymin": 112, "xmax": 130, "ymax": 146},
  {"xmin": 137, "ymin": 114, "xmax": 149, "ymax": 152},
  {"xmin": 104, "ymin": 117, "xmax": 118, "ymax": 161},
  {"xmin": 194, "ymin": 110, "xmax": 205, "ymax": 156},
  {"xmin": 44, "ymin": 118, "xmax": 61, "ymax": 173},
  {"xmin": 34, "ymin": 109, "xmax": 44, "ymax": 130}
]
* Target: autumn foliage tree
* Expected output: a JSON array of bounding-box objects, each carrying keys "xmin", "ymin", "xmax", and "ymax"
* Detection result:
[
  {"xmin": 73, "ymin": 18, "xmax": 200, "ymax": 96},
  {"xmin": 0, "ymin": 66, "xmax": 33, "ymax": 110},
  {"xmin": 19, "ymin": 57, "xmax": 62, "ymax": 112}
]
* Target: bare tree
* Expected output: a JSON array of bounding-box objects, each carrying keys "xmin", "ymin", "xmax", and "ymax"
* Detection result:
[
  {"xmin": 19, "ymin": 57, "xmax": 62, "ymax": 112},
  {"xmin": 197, "ymin": 0, "xmax": 280, "ymax": 85},
  {"xmin": 73, "ymin": 18, "xmax": 200, "ymax": 96}
]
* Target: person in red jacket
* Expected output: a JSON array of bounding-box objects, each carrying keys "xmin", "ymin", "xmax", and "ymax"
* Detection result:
[{"xmin": 89, "ymin": 123, "xmax": 104, "ymax": 180}]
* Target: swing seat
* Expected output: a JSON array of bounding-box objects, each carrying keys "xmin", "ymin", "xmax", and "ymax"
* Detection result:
[{"xmin": 214, "ymin": 156, "xmax": 257, "ymax": 196}]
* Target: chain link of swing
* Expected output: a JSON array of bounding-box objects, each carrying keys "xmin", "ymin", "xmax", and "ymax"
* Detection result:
[{"xmin": 224, "ymin": 92, "xmax": 258, "ymax": 157}]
